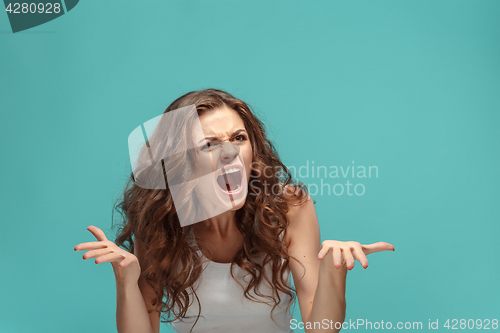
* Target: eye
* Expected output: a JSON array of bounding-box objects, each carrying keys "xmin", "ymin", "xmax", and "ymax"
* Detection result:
[
  {"xmin": 234, "ymin": 134, "xmax": 247, "ymax": 142},
  {"xmin": 201, "ymin": 141, "xmax": 224, "ymax": 151},
  {"xmin": 201, "ymin": 142, "xmax": 212, "ymax": 150}
]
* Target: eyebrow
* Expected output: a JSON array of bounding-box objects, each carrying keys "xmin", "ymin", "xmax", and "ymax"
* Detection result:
[{"xmin": 197, "ymin": 129, "xmax": 247, "ymax": 144}]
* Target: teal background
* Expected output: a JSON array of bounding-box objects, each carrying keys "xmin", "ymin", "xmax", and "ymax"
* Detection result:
[{"xmin": 1, "ymin": 1, "xmax": 499, "ymax": 332}]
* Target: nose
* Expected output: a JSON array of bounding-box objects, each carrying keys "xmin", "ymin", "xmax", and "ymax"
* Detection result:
[{"xmin": 219, "ymin": 142, "xmax": 240, "ymax": 164}]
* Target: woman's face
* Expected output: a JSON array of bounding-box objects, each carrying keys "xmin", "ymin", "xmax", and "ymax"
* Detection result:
[{"xmin": 191, "ymin": 106, "xmax": 253, "ymax": 213}]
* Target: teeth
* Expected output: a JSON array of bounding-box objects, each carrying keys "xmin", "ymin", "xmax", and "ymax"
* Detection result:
[{"xmin": 220, "ymin": 168, "xmax": 240, "ymax": 176}]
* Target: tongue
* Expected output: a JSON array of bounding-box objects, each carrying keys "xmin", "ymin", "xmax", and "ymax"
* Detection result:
[
  {"xmin": 224, "ymin": 173, "xmax": 237, "ymax": 192},
  {"xmin": 216, "ymin": 169, "xmax": 243, "ymax": 193}
]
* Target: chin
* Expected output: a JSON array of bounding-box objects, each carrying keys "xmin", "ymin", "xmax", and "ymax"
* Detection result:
[{"xmin": 231, "ymin": 197, "xmax": 247, "ymax": 211}]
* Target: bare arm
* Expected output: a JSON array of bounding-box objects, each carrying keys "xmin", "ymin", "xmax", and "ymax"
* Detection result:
[
  {"xmin": 75, "ymin": 226, "xmax": 160, "ymax": 333},
  {"xmin": 115, "ymin": 236, "xmax": 161, "ymax": 333},
  {"xmin": 116, "ymin": 280, "xmax": 157, "ymax": 333},
  {"xmin": 287, "ymin": 194, "xmax": 347, "ymax": 333},
  {"xmin": 287, "ymin": 191, "xmax": 395, "ymax": 333}
]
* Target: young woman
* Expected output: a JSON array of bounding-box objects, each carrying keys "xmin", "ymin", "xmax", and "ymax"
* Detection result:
[{"xmin": 74, "ymin": 89, "xmax": 394, "ymax": 333}]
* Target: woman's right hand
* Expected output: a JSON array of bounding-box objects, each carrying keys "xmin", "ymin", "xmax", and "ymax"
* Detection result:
[{"xmin": 74, "ymin": 225, "xmax": 141, "ymax": 287}]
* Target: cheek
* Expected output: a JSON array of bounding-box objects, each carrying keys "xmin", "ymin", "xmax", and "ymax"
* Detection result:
[
  {"xmin": 241, "ymin": 144, "xmax": 253, "ymax": 178},
  {"xmin": 240, "ymin": 145, "xmax": 252, "ymax": 164},
  {"xmin": 194, "ymin": 152, "xmax": 214, "ymax": 176}
]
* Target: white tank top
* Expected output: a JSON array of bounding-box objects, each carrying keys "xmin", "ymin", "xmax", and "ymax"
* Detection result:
[{"xmin": 171, "ymin": 229, "xmax": 295, "ymax": 333}]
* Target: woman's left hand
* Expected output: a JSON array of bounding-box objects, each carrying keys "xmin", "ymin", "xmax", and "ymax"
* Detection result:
[{"xmin": 317, "ymin": 240, "xmax": 395, "ymax": 270}]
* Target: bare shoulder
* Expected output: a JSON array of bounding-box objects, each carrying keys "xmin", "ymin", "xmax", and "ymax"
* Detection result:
[
  {"xmin": 283, "ymin": 185, "xmax": 315, "ymax": 219},
  {"xmin": 283, "ymin": 184, "xmax": 322, "ymax": 301},
  {"xmin": 283, "ymin": 185, "xmax": 318, "ymax": 247}
]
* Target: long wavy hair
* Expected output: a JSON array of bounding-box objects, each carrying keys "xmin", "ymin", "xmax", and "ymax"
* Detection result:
[{"xmin": 113, "ymin": 88, "xmax": 308, "ymax": 331}]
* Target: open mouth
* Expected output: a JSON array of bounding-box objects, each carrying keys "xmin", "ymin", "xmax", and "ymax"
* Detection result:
[{"xmin": 216, "ymin": 167, "xmax": 242, "ymax": 194}]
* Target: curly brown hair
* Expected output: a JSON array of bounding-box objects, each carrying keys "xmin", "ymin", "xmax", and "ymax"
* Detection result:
[{"xmin": 112, "ymin": 88, "xmax": 308, "ymax": 331}]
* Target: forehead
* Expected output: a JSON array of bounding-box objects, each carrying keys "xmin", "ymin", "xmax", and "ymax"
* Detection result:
[{"xmin": 193, "ymin": 106, "xmax": 246, "ymax": 138}]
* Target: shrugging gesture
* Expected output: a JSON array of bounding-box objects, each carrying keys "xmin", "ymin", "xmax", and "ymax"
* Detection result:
[
  {"xmin": 318, "ymin": 240, "xmax": 395, "ymax": 270},
  {"xmin": 74, "ymin": 225, "xmax": 141, "ymax": 286}
]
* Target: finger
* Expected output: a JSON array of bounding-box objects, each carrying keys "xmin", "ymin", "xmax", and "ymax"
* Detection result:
[
  {"xmin": 95, "ymin": 252, "xmax": 125, "ymax": 264},
  {"xmin": 352, "ymin": 246, "xmax": 369, "ymax": 269},
  {"xmin": 87, "ymin": 225, "xmax": 109, "ymax": 242},
  {"xmin": 74, "ymin": 241, "xmax": 108, "ymax": 251},
  {"xmin": 83, "ymin": 248, "xmax": 113, "ymax": 260},
  {"xmin": 362, "ymin": 242, "xmax": 395, "ymax": 255},
  {"xmin": 333, "ymin": 246, "xmax": 342, "ymax": 269},
  {"xmin": 118, "ymin": 255, "xmax": 137, "ymax": 268},
  {"xmin": 318, "ymin": 245, "xmax": 331, "ymax": 260},
  {"xmin": 342, "ymin": 247, "xmax": 355, "ymax": 270}
]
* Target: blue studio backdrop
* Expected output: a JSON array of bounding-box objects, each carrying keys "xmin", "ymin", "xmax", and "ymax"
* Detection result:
[{"xmin": 1, "ymin": 1, "xmax": 499, "ymax": 332}]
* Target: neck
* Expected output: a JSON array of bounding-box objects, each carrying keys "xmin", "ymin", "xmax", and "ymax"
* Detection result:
[{"xmin": 195, "ymin": 210, "xmax": 237, "ymax": 238}]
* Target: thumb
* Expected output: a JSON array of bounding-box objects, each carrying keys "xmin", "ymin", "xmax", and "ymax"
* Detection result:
[{"xmin": 362, "ymin": 242, "xmax": 395, "ymax": 255}]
